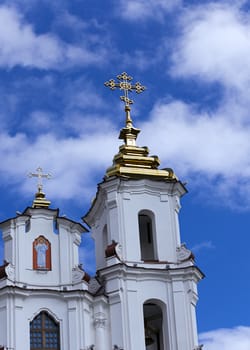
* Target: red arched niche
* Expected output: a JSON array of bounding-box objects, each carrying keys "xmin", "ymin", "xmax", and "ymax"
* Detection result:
[{"xmin": 33, "ymin": 236, "xmax": 51, "ymax": 270}]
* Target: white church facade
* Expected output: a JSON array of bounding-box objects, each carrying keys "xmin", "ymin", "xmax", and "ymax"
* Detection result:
[{"xmin": 0, "ymin": 73, "xmax": 204, "ymax": 350}]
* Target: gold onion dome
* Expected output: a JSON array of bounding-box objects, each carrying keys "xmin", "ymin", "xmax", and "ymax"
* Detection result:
[
  {"xmin": 32, "ymin": 188, "xmax": 51, "ymax": 209},
  {"xmin": 104, "ymin": 72, "xmax": 176, "ymax": 180}
]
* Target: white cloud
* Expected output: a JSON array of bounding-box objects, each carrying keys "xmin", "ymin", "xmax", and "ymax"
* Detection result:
[
  {"xmin": 2, "ymin": 94, "xmax": 250, "ymax": 210},
  {"xmin": 156, "ymin": 1, "xmax": 250, "ymax": 209},
  {"xmin": 191, "ymin": 241, "xmax": 215, "ymax": 253},
  {"xmin": 200, "ymin": 326, "xmax": 250, "ymax": 350},
  {"xmin": 0, "ymin": 5, "xmax": 106, "ymax": 69},
  {"xmin": 67, "ymin": 89, "xmax": 106, "ymax": 111},
  {"xmin": 117, "ymin": 0, "xmax": 181, "ymax": 21},
  {"xmin": 137, "ymin": 98, "xmax": 250, "ymax": 209},
  {"xmin": 121, "ymin": 49, "xmax": 164, "ymax": 71},
  {"xmin": 140, "ymin": 100, "xmax": 250, "ymax": 177},
  {"xmin": 0, "ymin": 123, "xmax": 118, "ymax": 203},
  {"xmin": 54, "ymin": 11, "xmax": 88, "ymax": 32},
  {"xmin": 23, "ymin": 111, "xmax": 56, "ymax": 131},
  {"xmin": 171, "ymin": 3, "xmax": 250, "ymax": 90}
]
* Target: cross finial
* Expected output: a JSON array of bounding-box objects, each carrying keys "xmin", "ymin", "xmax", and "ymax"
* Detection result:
[
  {"xmin": 104, "ymin": 72, "xmax": 145, "ymax": 107},
  {"xmin": 28, "ymin": 167, "xmax": 52, "ymax": 208},
  {"xmin": 104, "ymin": 72, "xmax": 146, "ymax": 146},
  {"xmin": 28, "ymin": 167, "xmax": 52, "ymax": 193}
]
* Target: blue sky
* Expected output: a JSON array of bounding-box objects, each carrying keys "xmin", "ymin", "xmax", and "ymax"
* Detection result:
[{"xmin": 0, "ymin": 0, "xmax": 249, "ymax": 348}]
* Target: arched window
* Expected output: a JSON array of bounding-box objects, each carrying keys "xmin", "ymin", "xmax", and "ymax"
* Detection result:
[
  {"xmin": 143, "ymin": 302, "xmax": 164, "ymax": 350},
  {"xmin": 30, "ymin": 311, "xmax": 60, "ymax": 350},
  {"xmin": 33, "ymin": 236, "xmax": 51, "ymax": 270},
  {"xmin": 138, "ymin": 211, "xmax": 157, "ymax": 261}
]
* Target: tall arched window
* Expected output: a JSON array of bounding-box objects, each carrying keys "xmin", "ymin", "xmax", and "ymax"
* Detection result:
[
  {"xmin": 143, "ymin": 302, "xmax": 164, "ymax": 350},
  {"xmin": 33, "ymin": 236, "xmax": 51, "ymax": 270},
  {"xmin": 138, "ymin": 211, "xmax": 157, "ymax": 261},
  {"xmin": 30, "ymin": 311, "xmax": 60, "ymax": 350}
]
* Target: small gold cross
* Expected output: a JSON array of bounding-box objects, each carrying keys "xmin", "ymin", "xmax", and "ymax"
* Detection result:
[
  {"xmin": 28, "ymin": 167, "xmax": 52, "ymax": 193},
  {"xmin": 104, "ymin": 72, "xmax": 146, "ymax": 107}
]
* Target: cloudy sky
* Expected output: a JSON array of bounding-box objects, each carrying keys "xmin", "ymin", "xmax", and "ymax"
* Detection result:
[{"xmin": 0, "ymin": 0, "xmax": 249, "ymax": 348}]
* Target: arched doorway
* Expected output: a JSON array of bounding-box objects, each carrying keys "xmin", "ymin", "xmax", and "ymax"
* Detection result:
[{"xmin": 30, "ymin": 311, "xmax": 60, "ymax": 350}]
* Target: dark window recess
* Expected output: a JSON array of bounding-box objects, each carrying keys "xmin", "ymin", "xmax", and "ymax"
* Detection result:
[
  {"xmin": 139, "ymin": 214, "xmax": 156, "ymax": 261},
  {"xmin": 147, "ymin": 222, "xmax": 152, "ymax": 243},
  {"xmin": 144, "ymin": 302, "xmax": 164, "ymax": 350}
]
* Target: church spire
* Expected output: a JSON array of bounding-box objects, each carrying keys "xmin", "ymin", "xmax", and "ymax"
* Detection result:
[
  {"xmin": 28, "ymin": 167, "xmax": 51, "ymax": 208},
  {"xmin": 104, "ymin": 72, "xmax": 176, "ymax": 180}
]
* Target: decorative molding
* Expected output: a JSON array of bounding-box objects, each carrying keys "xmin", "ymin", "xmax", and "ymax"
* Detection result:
[
  {"xmin": 5, "ymin": 263, "xmax": 15, "ymax": 281},
  {"xmin": 174, "ymin": 195, "xmax": 181, "ymax": 213},
  {"xmin": 94, "ymin": 318, "xmax": 106, "ymax": 328},
  {"xmin": 2, "ymin": 229, "xmax": 13, "ymax": 241},
  {"xmin": 88, "ymin": 278, "xmax": 102, "ymax": 294},
  {"xmin": 107, "ymin": 198, "xmax": 117, "ymax": 209},
  {"xmin": 105, "ymin": 241, "xmax": 123, "ymax": 261},
  {"xmin": 108, "ymin": 292, "xmax": 121, "ymax": 305},
  {"xmin": 176, "ymin": 243, "xmax": 194, "ymax": 262},
  {"xmin": 93, "ymin": 219, "xmax": 100, "ymax": 230},
  {"xmin": 72, "ymin": 266, "xmax": 85, "ymax": 283},
  {"xmin": 115, "ymin": 243, "xmax": 123, "ymax": 261},
  {"xmin": 122, "ymin": 192, "xmax": 130, "ymax": 200},
  {"xmin": 72, "ymin": 232, "xmax": 81, "ymax": 246},
  {"xmin": 188, "ymin": 288, "xmax": 199, "ymax": 306},
  {"xmin": 94, "ymin": 312, "xmax": 106, "ymax": 329},
  {"xmin": 160, "ymin": 194, "xmax": 168, "ymax": 202},
  {"xmin": 29, "ymin": 308, "xmax": 61, "ymax": 324}
]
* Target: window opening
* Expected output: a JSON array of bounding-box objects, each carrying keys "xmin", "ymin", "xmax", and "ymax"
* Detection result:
[
  {"xmin": 30, "ymin": 311, "xmax": 60, "ymax": 350},
  {"xmin": 139, "ymin": 213, "xmax": 156, "ymax": 261},
  {"xmin": 143, "ymin": 303, "xmax": 163, "ymax": 350}
]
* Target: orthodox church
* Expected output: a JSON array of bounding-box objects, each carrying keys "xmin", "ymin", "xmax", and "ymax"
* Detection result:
[{"xmin": 0, "ymin": 73, "xmax": 203, "ymax": 350}]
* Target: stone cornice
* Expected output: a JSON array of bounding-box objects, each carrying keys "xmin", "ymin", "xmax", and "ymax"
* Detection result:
[{"xmin": 98, "ymin": 262, "xmax": 204, "ymax": 283}]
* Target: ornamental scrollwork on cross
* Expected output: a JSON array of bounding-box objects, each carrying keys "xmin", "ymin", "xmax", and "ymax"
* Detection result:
[{"xmin": 104, "ymin": 72, "xmax": 146, "ymax": 107}]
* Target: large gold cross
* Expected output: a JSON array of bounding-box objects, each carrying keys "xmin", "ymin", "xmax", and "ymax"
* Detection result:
[
  {"xmin": 28, "ymin": 167, "xmax": 52, "ymax": 193},
  {"xmin": 104, "ymin": 72, "xmax": 146, "ymax": 107}
]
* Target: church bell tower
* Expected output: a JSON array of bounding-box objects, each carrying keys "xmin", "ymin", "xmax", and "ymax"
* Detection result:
[{"xmin": 84, "ymin": 73, "xmax": 204, "ymax": 350}]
